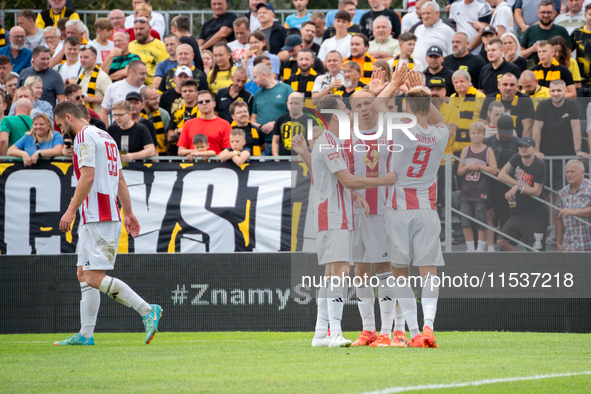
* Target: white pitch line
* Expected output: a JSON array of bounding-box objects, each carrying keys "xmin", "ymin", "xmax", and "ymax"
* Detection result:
[{"xmin": 361, "ymin": 371, "xmax": 591, "ymax": 394}]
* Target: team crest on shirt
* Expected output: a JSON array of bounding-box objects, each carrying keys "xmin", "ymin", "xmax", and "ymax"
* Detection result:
[
  {"xmin": 363, "ymin": 149, "xmax": 380, "ymax": 170},
  {"xmin": 80, "ymin": 145, "xmax": 89, "ymax": 159},
  {"xmin": 328, "ymin": 151, "xmax": 341, "ymax": 165}
]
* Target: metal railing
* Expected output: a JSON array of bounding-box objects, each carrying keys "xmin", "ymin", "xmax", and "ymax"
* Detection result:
[{"xmin": 443, "ymin": 154, "xmax": 591, "ymax": 252}]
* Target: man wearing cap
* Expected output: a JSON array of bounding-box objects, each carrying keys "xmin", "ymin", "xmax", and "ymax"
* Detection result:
[
  {"xmin": 497, "ymin": 136, "xmax": 548, "ymax": 251},
  {"xmin": 256, "ymin": 3, "xmax": 288, "ymax": 55},
  {"xmin": 281, "ymin": 35, "xmax": 325, "ymax": 81},
  {"xmin": 478, "ymin": 38, "xmax": 521, "ymax": 95},
  {"xmin": 158, "ymin": 45, "xmax": 208, "ymax": 93},
  {"xmin": 160, "ymin": 65, "xmax": 193, "ymax": 116},
  {"xmin": 423, "ymin": 45, "xmax": 455, "ymax": 96},
  {"xmin": 520, "ymin": 70, "xmax": 550, "ymax": 110},
  {"xmin": 126, "ymin": 91, "xmax": 159, "ymax": 155},
  {"xmin": 368, "ymin": 16, "xmax": 400, "ymax": 60},
  {"xmin": 198, "ymin": 0, "xmax": 238, "ymax": 51},
  {"xmin": 128, "ymin": 16, "xmax": 168, "ymax": 86},
  {"xmin": 100, "ymin": 60, "xmax": 147, "ymax": 126},
  {"xmin": 478, "ymin": 25, "xmax": 497, "ymax": 65}
]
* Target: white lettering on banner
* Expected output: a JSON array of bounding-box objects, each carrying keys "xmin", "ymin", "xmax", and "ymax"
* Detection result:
[
  {"xmin": 124, "ymin": 170, "xmax": 177, "ymax": 253},
  {"xmin": 248, "ymin": 170, "xmax": 294, "ymax": 252},
  {"xmin": 4, "ymin": 170, "xmax": 61, "ymax": 254},
  {"xmin": 180, "ymin": 168, "xmax": 237, "ymax": 252}
]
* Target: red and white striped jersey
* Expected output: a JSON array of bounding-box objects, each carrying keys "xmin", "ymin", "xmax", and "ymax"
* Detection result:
[
  {"xmin": 344, "ymin": 125, "xmax": 389, "ymax": 215},
  {"xmin": 311, "ymin": 130, "xmax": 354, "ymax": 232},
  {"xmin": 386, "ymin": 123, "xmax": 448, "ymax": 211},
  {"xmin": 73, "ymin": 124, "xmax": 122, "ymax": 224}
]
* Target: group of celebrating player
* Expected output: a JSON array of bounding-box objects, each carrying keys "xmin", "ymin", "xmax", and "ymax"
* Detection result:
[{"xmin": 293, "ymin": 63, "xmax": 452, "ymax": 348}]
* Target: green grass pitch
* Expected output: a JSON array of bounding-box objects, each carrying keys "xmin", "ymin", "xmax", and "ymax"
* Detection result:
[{"xmin": 1, "ymin": 332, "xmax": 590, "ymax": 393}]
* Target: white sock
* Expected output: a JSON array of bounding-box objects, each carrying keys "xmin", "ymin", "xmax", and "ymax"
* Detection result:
[
  {"xmin": 99, "ymin": 276, "xmax": 151, "ymax": 316},
  {"xmin": 393, "ymin": 301, "xmax": 405, "ymax": 332},
  {"xmin": 476, "ymin": 241, "xmax": 487, "ymax": 252},
  {"xmin": 314, "ymin": 278, "xmax": 329, "ymax": 338},
  {"xmin": 422, "ymin": 274, "xmax": 439, "ymax": 330},
  {"xmin": 393, "ymin": 277, "xmax": 420, "ymax": 338},
  {"xmin": 488, "ymin": 245, "xmax": 496, "ymax": 252},
  {"xmin": 356, "ymin": 282, "xmax": 375, "ymax": 332},
  {"xmin": 377, "ymin": 272, "xmax": 396, "ymax": 338},
  {"xmin": 466, "ymin": 240, "xmax": 475, "ymax": 251},
  {"xmin": 80, "ymin": 282, "xmax": 100, "ymax": 338},
  {"xmin": 327, "ymin": 276, "xmax": 346, "ymax": 337}
]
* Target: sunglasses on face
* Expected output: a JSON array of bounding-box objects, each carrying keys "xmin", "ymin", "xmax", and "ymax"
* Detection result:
[
  {"xmin": 198, "ymin": 99, "xmax": 212, "ymax": 105},
  {"xmin": 134, "ymin": 19, "xmax": 149, "ymax": 24}
]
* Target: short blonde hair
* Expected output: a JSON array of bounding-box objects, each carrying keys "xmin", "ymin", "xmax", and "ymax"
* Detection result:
[
  {"xmin": 469, "ymin": 122, "xmax": 486, "ymax": 134},
  {"xmin": 136, "ymin": 3, "xmax": 153, "ymax": 13},
  {"xmin": 26, "ymin": 113, "xmax": 55, "ymax": 144},
  {"xmin": 24, "ymin": 76, "xmax": 42, "ymax": 87},
  {"xmin": 111, "ymin": 100, "xmax": 132, "ymax": 113}
]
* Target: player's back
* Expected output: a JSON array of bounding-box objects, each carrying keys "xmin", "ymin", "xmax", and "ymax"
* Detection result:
[{"xmin": 74, "ymin": 125, "xmax": 122, "ymax": 224}]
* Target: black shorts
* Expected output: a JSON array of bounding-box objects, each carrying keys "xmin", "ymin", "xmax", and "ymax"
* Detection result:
[{"xmin": 498, "ymin": 215, "xmax": 548, "ymax": 251}]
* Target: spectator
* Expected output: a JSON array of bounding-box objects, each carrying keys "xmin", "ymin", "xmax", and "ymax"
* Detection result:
[
  {"xmin": 202, "ymin": 50, "xmax": 214, "ymax": 76},
  {"xmin": 215, "ymin": 68, "xmax": 253, "ymax": 124},
  {"xmin": 158, "ymin": 44, "xmax": 208, "ymax": 93},
  {"xmin": 251, "ymin": 63, "xmax": 294, "ymax": 154},
  {"xmin": 448, "ymin": 0, "xmax": 492, "ymax": 55},
  {"xmin": 360, "ymin": 0, "xmax": 401, "ymax": 39},
  {"xmin": 334, "ymin": 61, "xmax": 365, "ymax": 107},
  {"xmin": 554, "ymin": 0, "xmax": 586, "ymax": 34},
  {"xmin": 124, "ymin": 0, "xmax": 166, "ymax": 38},
  {"xmin": 170, "ymin": 16, "xmax": 204, "ymax": 71},
  {"xmin": 318, "ymin": 11, "xmax": 353, "ymax": 62},
  {"xmin": 344, "ymin": 34, "xmax": 376, "ymax": 86},
  {"xmin": 457, "ymin": 122, "xmax": 498, "ymax": 252},
  {"xmin": 514, "ymin": 0, "xmax": 556, "ymax": 35},
  {"xmin": 62, "ymin": 84, "xmax": 105, "ymax": 125},
  {"xmin": 228, "ymin": 100, "xmax": 265, "ymax": 155},
  {"xmin": 109, "ymin": 9, "xmax": 127, "ymax": 33},
  {"xmin": 49, "ymin": 19, "xmax": 88, "ymax": 68},
  {"xmin": 413, "ymin": 2, "xmax": 455, "ymax": 67},
  {"xmin": 229, "ymin": 17, "xmax": 251, "ymax": 67},
  {"xmin": 0, "ymin": 27, "xmax": 32, "ymax": 74},
  {"xmin": 100, "ymin": 60, "xmax": 147, "ymax": 125},
  {"xmin": 312, "ymin": 51, "xmax": 344, "ymax": 99},
  {"xmin": 423, "ymin": 46, "xmax": 455, "ymax": 96},
  {"xmin": 43, "ymin": 26, "xmax": 61, "ymax": 57},
  {"xmin": 556, "ymin": 159, "xmax": 591, "ymax": 251},
  {"xmin": 0, "ymin": 93, "xmax": 5, "ymax": 121},
  {"xmin": 168, "ymin": 79, "xmax": 200, "ymax": 154},
  {"xmin": 300, "ymin": 21, "xmax": 320, "ymax": 55},
  {"xmin": 390, "ymin": 32, "xmax": 423, "ymax": 72},
  {"xmin": 500, "ymin": 32, "xmax": 527, "ymax": 72},
  {"xmin": 186, "ymin": 133, "xmax": 217, "ymax": 161},
  {"xmin": 8, "ymin": 80, "xmax": 54, "ymax": 121},
  {"xmin": 281, "ymin": 35, "xmax": 325, "ymax": 81},
  {"xmin": 18, "ymin": 46, "xmax": 65, "ymax": 108},
  {"xmin": 286, "ymin": 49, "xmax": 321, "ymax": 98},
  {"xmin": 285, "ymin": 0, "xmax": 312, "ymax": 29},
  {"xmin": 272, "ymin": 92, "xmax": 312, "ymax": 156},
  {"xmin": 219, "ymin": 128, "xmax": 252, "ymax": 165},
  {"xmin": 310, "ymin": 12, "xmax": 326, "ymax": 46},
  {"xmin": 77, "ymin": 45, "xmax": 112, "ymax": 113},
  {"xmin": 160, "ymin": 66, "xmax": 193, "ymax": 116},
  {"xmin": 107, "ymin": 100, "xmax": 156, "ymax": 161},
  {"xmin": 56, "ymin": 18, "xmax": 68, "ymax": 43},
  {"xmin": 198, "ymin": 0, "xmax": 238, "ymax": 51},
  {"xmin": 497, "ymin": 137, "xmax": 548, "ymax": 251},
  {"xmin": 126, "ymin": 91, "xmax": 158, "ymax": 154},
  {"xmin": 401, "ymin": 0, "xmax": 425, "ymax": 33},
  {"xmin": 141, "ymin": 86, "xmax": 170, "ymax": 155},
  {"xmin": 551, "ymin": 36, "xmax": 582, "ymax": 91},
  {"xmin": 322, "ymin": 0, "xmax": 367, "ymax": 42},
  {"xmin": 209, "ymin": 43, "xmax": 236, "ymax": 94},
  {"xmin": 0, "ymin": 55, "xmax": 14, "ymax": 86},
  {"xmin": 75, "ymin": 101, "xmax": 107, "ymax": 131},
  {"xmin": 7, "ymin": 113, "xmax": 63, "ymax": 165},
  {"xmin": 481, "ymin": 0, "xmax": 512, "ymax": 37},
  {"xmin": 255, "ymin": 3, "xmax": 287, "ymax": 56},
  {"xmin": 153, "ymin": 34, "xmax": 181, "ymax": 89},
  {"xmin": 244, "ymin": 31, "xmax": 281, "ymax": 80},
  {"xmin": 572, "ymin": 4, "xmax": 591, "ymax": 98},
  {"xmin": 90, "ymin": 18, "xmax": 115, "ymax": 65},
  {"xmin": 484, "ymin": 101, "xmax": 507, "ymax": 137},
  {"xmin": 444, "ymin": 33, "xmax": 487, "ymax": 90},
  {"xmin": 36, "ymin": 0, "xmax": 80, "ymax": 29},
  {"xmin": 478, "ymin": 26, "xmax": 497, "ymax": 65},
  {"xmin": 17, "ymin": 10, "xmax": 47, "ymax": 51},
  {"xmin": 368, "ymin": 16, "xmax": 400, "ymax": 60},
  {"xmin": 125, "ymin": 3, "xmax": 162, "ymax": 42},
  {"xmin": 0, "ymin": 98, "xmax": 33, "ymax": 155},
  {"xmin": 531, "ymin": 40, "xmax": 576, "ymax": 97},
  {"xmin": 4, "ymin": 75, "xmax": 18, "ymax": 113},
  {"xmin": 244, "ymin": 0, "xmax": 264, "ymax": 32},
  {"xmin": 478, "ymin": 39, "xmax": 522, "ymax": 95},
  {"xmin": 179, "ymin": 90, "xmax": 232, "ymax": 155},
  {"xmin": 326, "ymin": 0, "xmax": 366, "ymax": 28},
  {"xmin": 101, "ymin": 31, "xmax": 141, "ymax": 82},
  {"xmin": 54, "ymin": 36, "xmax": 81, "ymax": 83},
  {"xmin": 128, "ymin": 16, "xmax": 168, "ymax": 86},
  {"xmin": 520, "ymin": 70, "xmax": 551, "ymax": 109},
  {"xmin": 520, "ymin": 0, "xmax": 572, "ymax": 64}
]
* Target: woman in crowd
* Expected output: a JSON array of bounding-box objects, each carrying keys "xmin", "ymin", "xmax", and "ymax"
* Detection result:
[
  {"xmin": 243, "ymin": 31, "xmax": 280, "ymax": 80},
  {"xmin": 208, "ymin": 43, "xmax": 236, "ymax": 94},
  {"xmin": 551, "ymin": 36, "xmax": 582, "ymax": 91},
  {"xmin": 7, "ymin": 113, "xmax": 64, "ymax": 166},
  {"xmin": 501, "ymin": 33, "xmax": 527, "ymax": 72},
  {"xmin": 8, "ymin": 77, "xmax": 54, "ymax": 121},
  {"xmin": 202, "ymin": 49, "xmax": 215, "ymax": 76},
  {"xmin": 373, "ymin": 60, "xmax": 392, "ymax": 83}
]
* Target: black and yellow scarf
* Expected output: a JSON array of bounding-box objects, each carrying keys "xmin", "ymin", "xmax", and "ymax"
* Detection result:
[
  {"xmin": 0, "ymin": 28, "xmax": 5, "ymax": 47},
  {"xmin": 77, "ymin": 64, "xmax": 100, "ymax": 110},
  {"xmin": 141, "ymin": 108, "xmax": 167, "ymax": 154},
  {"xmin": 344, "ymin": 54, "xmax": 375, "ymax": 85},
  {"xmin": 392, "ymin": 55, "xmax": 415, "ymax": 70}
]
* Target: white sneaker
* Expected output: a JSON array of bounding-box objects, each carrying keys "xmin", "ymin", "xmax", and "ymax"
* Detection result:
[
  {"xmin": 311, "ymin": 336, "xmax": 331, "ymax": 347},
  {"xmin": 488, "ymin": 245, "xmax": 496, "ymax": 252},
  {"xmin": 328, "ymin": 333, "xmax": 352, "ymax": 348}
]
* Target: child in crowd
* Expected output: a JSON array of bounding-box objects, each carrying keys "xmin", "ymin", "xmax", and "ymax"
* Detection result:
[
  {"xmin": 219, "ymin": 128, "xmax": 252, "ymax": 165},
  {"xmin": 188, "ymin": 134, "xmax": 217, "ymax": 161},
  {"xmin": 457, "ymin": 122, "xmax": 498, "ymax": 252},
  {"xmin": 485, "ymin": 101, "xmax": 517, "ymax": 137}
]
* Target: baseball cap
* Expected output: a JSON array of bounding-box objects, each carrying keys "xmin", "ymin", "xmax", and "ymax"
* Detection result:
[
  {"xmin": 426, "ymin": 46, "xmax": 443, "ymax": 57},
  {"xmin": 175, "ymin": 65, "xmax": 192, "ymax": 77},
  {"xmin": 256, "ymin": 3, "xmax": 275, "ymax": 13},
  {"xmin": 518, "ymin": 136, "xmax": 536, "ymax": 147},
  {"xmin": 125, "ymin": 91, "xmax": 142, "ymax": 101},
  {"xmin": 427, "ymin": 77, "xmax": 445, "ymax": 88},
  {"xmin": 282, "ymin": 35, "xmax": 303, "ymax": 51},
  {"xmin": 482, "ymin": 25, "xmax": 497, "ymax": 36},
  {"xmin": 497, "ymin": 115, "xmax": 514, "ymax": 135}
]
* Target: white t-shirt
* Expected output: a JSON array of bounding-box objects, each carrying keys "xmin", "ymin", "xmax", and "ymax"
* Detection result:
[
  {"xmin": 490, "ymin": 2, "xmax": 514, "ymax": 34},
  {"xmin": 90, "ymin": 40, "xmax": 115, "ymax": 65},
  {"xmin": 124, "ymin": 11, "xmax": 166, "ymax": 38},
  {"xmin": 317, "ymin": 35, "xmax": 352, "ymax": 61},
  {"xmin": 228, "ymin": 40, "xmax": 249, "ymax": 67},
  {"xmin": 448, "ymin": 0, "xmax": 492, "ymax": 55},
  {"xmin": 387, "ymin": 57, "xmax": 424, "ymax": 72},
  {"xmin": 413, "ymin": 20, "xmax": 455, "ymax": 67},
  {"xmin": 554, "ymin": 11, "xmax": 586, "ymax": 35},
  {"xmin": 401, "ymin": 11, "xmax": 420, "ymax": 33},
  {"xmin": 101, "ymin": 80, "xmax": 143, "ymax": 111},
  {"xmin": 57, "ymin": 61, "xmax": 82, "ymax": 81},
  {"xmin": 250, "ymin": 14, "xmax": 261, "ymax": 32},
  {"xmin": 312, "ymin": 71, "xmax": 344, "ymax": 93}
]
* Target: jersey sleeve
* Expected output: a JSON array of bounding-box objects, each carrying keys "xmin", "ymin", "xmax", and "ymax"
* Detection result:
[
  {"xmin": 320, "ymin": 135, "xmax": 349, "ymax": 174},
  {"xmin": 75, "ymin": 140, "xmax": 97, "ymax": 169}
]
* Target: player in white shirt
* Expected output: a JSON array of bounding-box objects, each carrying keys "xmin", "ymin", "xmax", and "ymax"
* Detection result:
[
  {"xmin": 448, "ymin": 0, "xmax": 492, "ymax": 55},
  {"xmin": 291, "ymin": 96, "xmax": 397, "ymax": 348},
  {"xmin": 52, "ymin": 102, "xmax": 162, "ymax": 346},
  {"xmin": 370, "ymin": 66, "xmax": 453, "ymax": 348}
]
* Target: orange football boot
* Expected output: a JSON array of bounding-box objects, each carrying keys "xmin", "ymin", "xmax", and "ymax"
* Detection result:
[
  {"xmin": 369, "ymin": 334, "xmax": 391, "ymax": 347},
  {"xmin": 351, "ymin": 330, "xmax": 377, "ymax": 346},
  {"xmin": 422, "ymin": 326, "xmax": 438, "ymax": 348},
  {"xmin": 390, "ymin": 330, "xmax": 408, "ymax": 347},
  {"xmin": 406, "ymin": 334, "xmax": 423, "ymax": 348}
]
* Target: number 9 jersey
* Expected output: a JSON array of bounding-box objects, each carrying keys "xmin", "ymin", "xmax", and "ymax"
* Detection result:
[
  {"xmin": 73, "ymin": 125, "xmax": 123, "ymax": 224},
  {"xmin": 385, "ymin": 123, "xmax": 449, "ymax": 211}
]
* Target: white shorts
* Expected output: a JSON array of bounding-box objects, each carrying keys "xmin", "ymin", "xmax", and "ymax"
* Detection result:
[
  {"xmin": 76, "ymin": 221, "xmax": 121, "ymax": 271},
  {"xmin": 315, "ymin": 229, "xmax": 353, "ymax": 266},
  {"xmin": 384, "ymin": 208, "xmax": 444, "ymax": 269},
  {"xmin": 352, "ymin": 214, "xmax": 389, "ymax": 263}
]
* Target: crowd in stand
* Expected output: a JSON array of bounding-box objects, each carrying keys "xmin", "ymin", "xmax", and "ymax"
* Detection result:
[{"xmin": 0, "ymin": 0, "xmax": 589, "ymax": 250}]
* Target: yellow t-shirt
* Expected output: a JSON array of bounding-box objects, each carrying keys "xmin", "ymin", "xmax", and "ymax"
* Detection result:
[
  {"xmin": 524, "ymin": 85, "xmax": 551, "ymax": 110},
  {"xmin": 568, "ymin": 59, "xmax": 582, "ymax": 83},
  {"xmin": 128, "ymin": 39, "xmax": 169, "ymax": 86},
  {"xmin": 439, "ymin": 102, "xmax": 461, "ymax": 165},
  {"xmin": 207, "ymin": 67, "xmax": 236, "ymax": 94}
]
